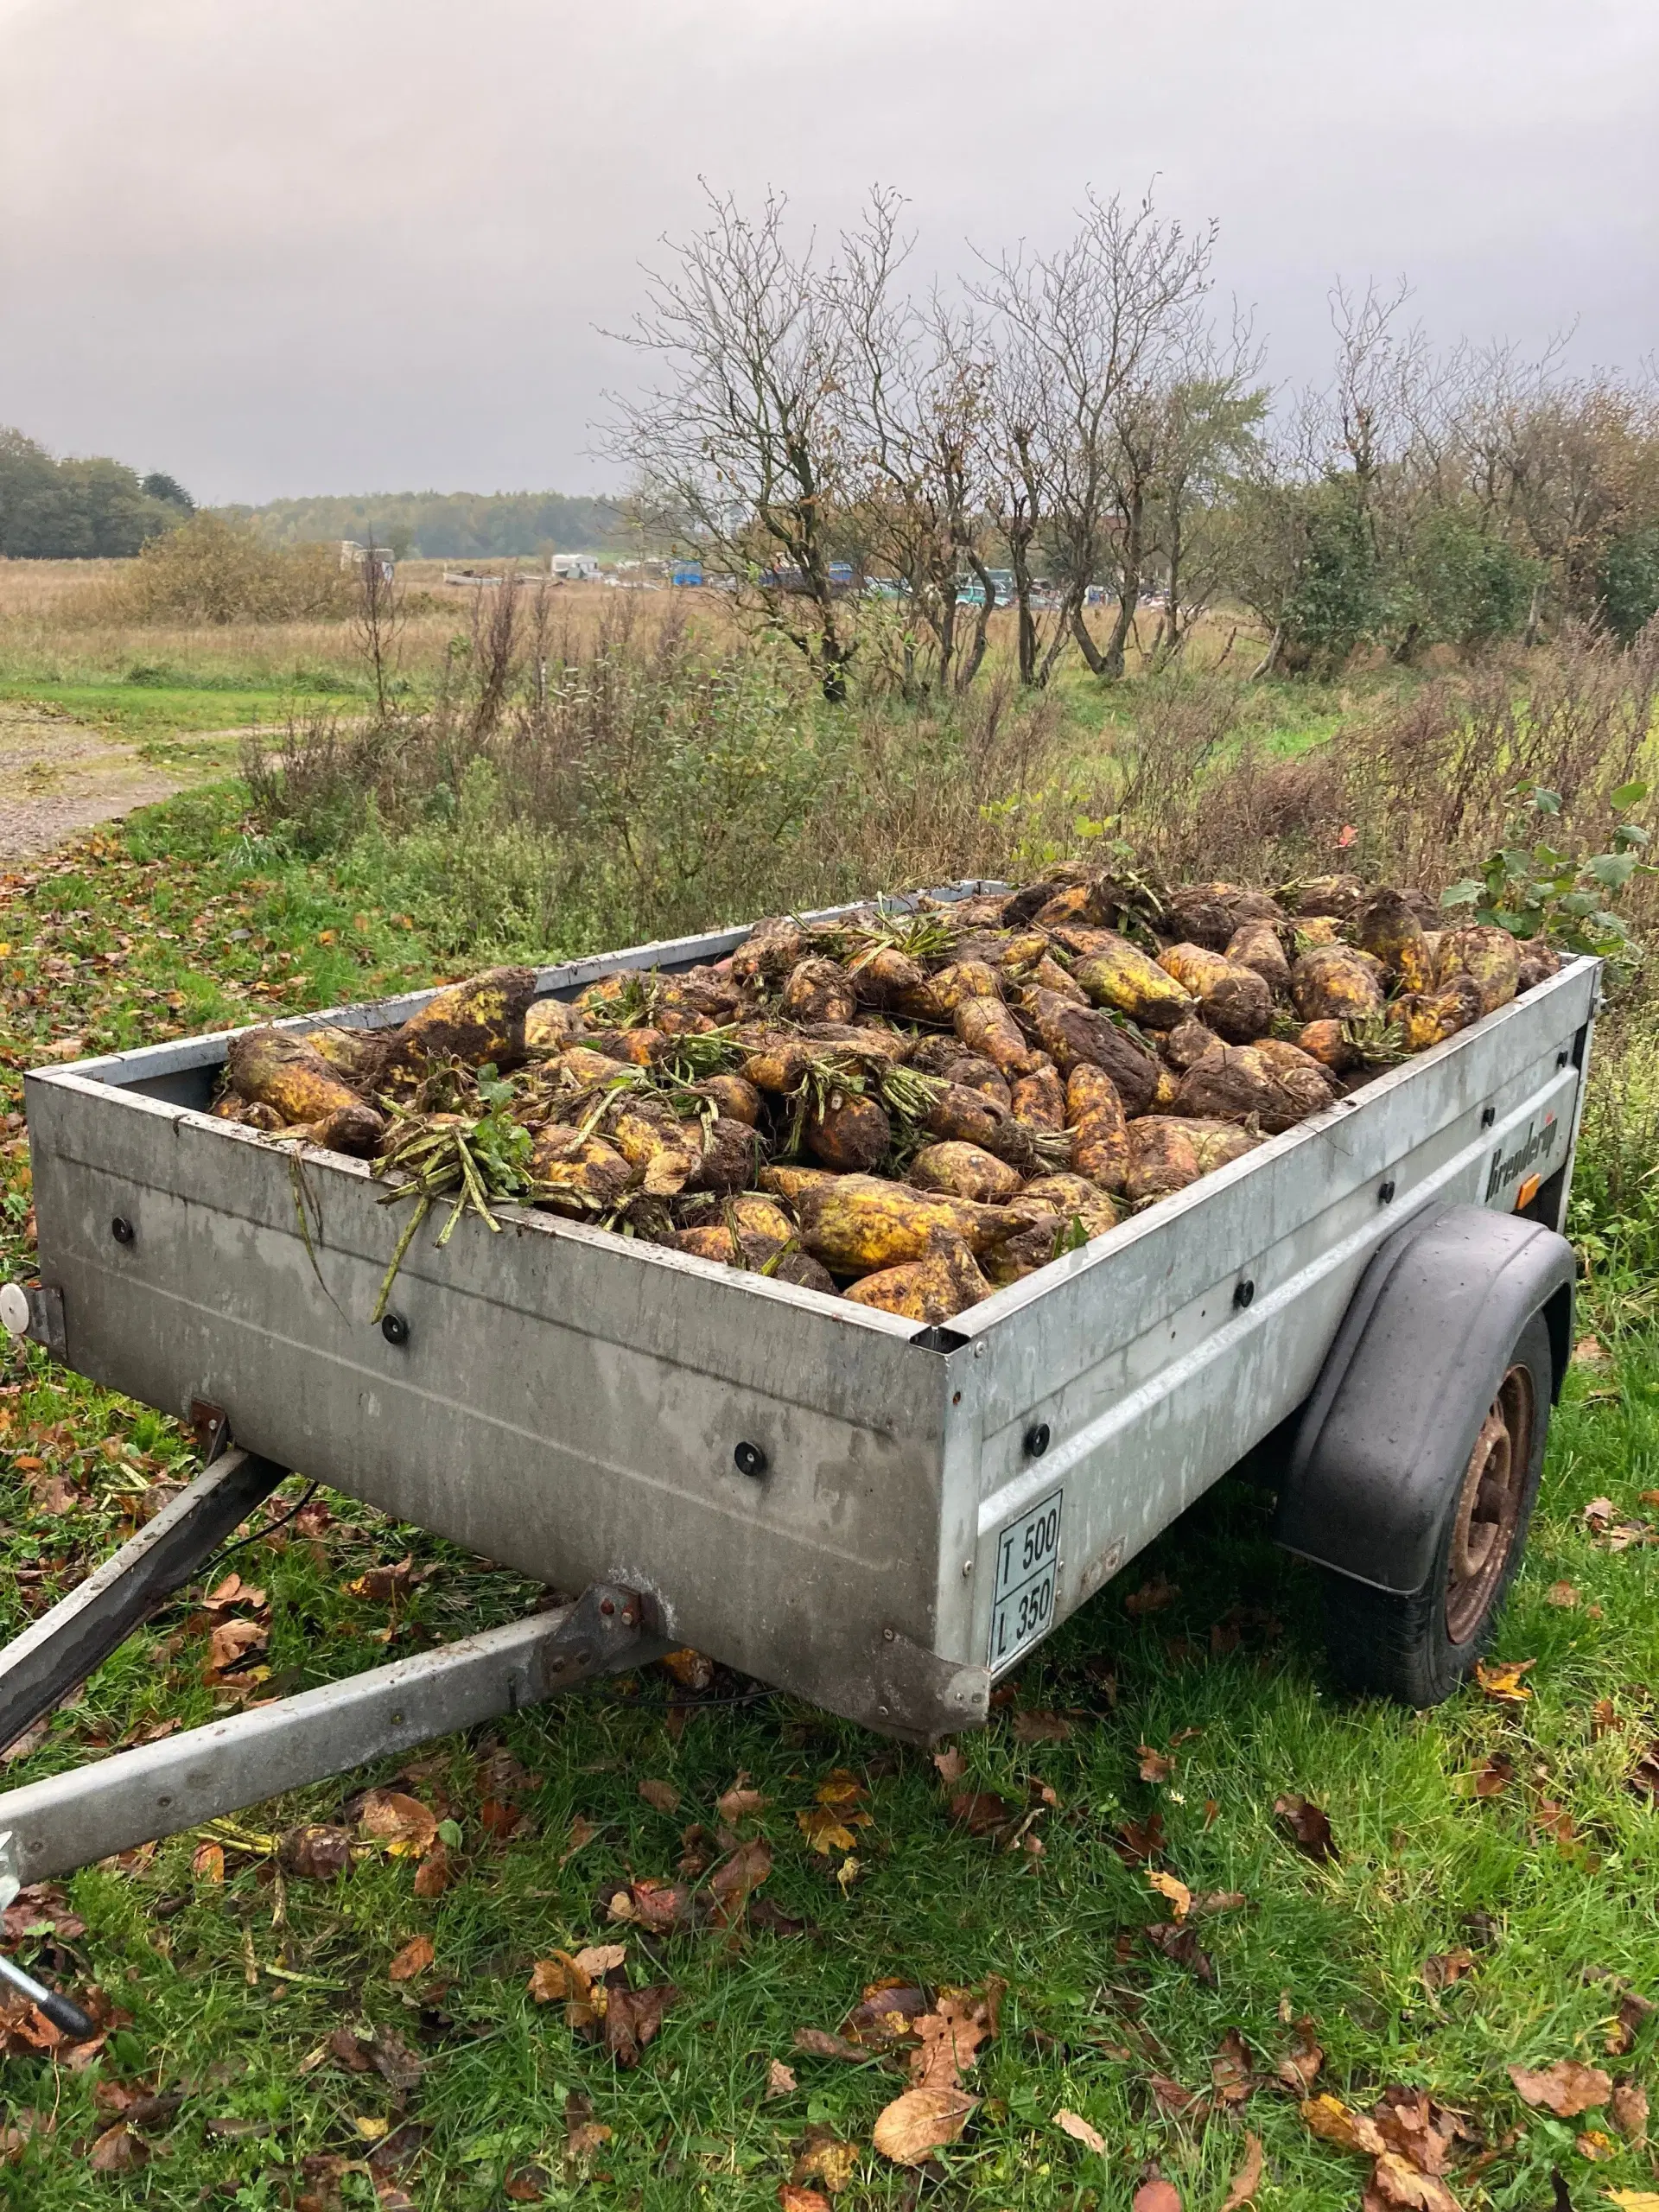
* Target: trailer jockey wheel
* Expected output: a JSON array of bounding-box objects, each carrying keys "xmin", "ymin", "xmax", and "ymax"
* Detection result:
[{"xmin": 1321, "ymin": 1313, "xmax": 1553, "ymax": 1708}]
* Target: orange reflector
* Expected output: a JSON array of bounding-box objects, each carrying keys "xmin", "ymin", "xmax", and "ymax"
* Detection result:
[{"xmin": 1515, "ymin": 1173, "xmax": 1541, "ymax": 1211}]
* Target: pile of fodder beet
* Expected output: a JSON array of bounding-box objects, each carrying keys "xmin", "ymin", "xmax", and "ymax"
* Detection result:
[{"xmin": 212, "ymin": 868, "xmax": 1563, "ymax": 1326}]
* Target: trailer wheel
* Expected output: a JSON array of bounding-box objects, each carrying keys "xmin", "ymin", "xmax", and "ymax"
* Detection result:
[{"xmin": 1319, "ymin": 1313, "xmax": 1551, "ymax": 1707}]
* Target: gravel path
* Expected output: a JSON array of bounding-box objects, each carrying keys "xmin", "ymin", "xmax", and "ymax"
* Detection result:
[{"xmin": 0, "ymin": 702, "xmax": 225, "ymax": 859}]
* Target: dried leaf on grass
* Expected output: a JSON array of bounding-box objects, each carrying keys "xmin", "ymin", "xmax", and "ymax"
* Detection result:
[
  {"xmin": 192, "ymin": 1840, "xmax": 225, "ymax": 1885},
  {"xmin": 1274, "ymin": 1792, "xmax": 1338, "ymax": 1862},
  {"xmin": 872, "ymin": 2086, "xmax": 977, "ymax": 2165},
  {"xmin": 1211, "ymin": 2028, "xmax": 1259, "ymax": 2104},
  {"xmin": 560, "ymin": 1814, "xmax": 598, "ymax": 1866},
  {"xmin": 1132, "ymin": 2182, "xmax": 1183, "ymax": 2212},
  {"xmin": 1363, "ymin": 2149, "xmax": 1459, "ymax": 2209},
  {"xmin": 717, "ymin": 1775, "xmax": 770, "ymax": 1821},
  {"xmin": 1142, "ymin": 1922, "xmax": 1217, "ymax": 1986},
  {"xmin": 1509, "ymin": 2059, "xmax": 1611, "ymax": 2116},
  {"xmin": 1301, "ymin": 2096, "xmax": 1387, "ymax": 2158},
  {"xmin": 344, "ymin": 1555, "xmax": 416, "ymax": 1601},
  {"xmin": 907, "ymin": 1983, "xmax": 1001, "ymax": 2093},
  {"xmin": 1275, "ymin": 2018, "xmax": 1324, "ymax": 2094},
  {"xmin": 1138, "ymin": 1744, "xmax": 1175, "ymax": 1782},
  {"xmin": 1421, "ymin": 1949, "xmax": 1476, "ymax": 1993},
  {"xmin": 603, "ymin": 1980, "xmax": 678, "ymax": 2068},
  {"xmin": 1476, "ymin": 1657, "xmax": 1535, "ymax": 1704},
  {"xmin": 386, "ymin": 1936, "xmax": 434, "ymax": 1982},
  {"xmin": 1471, "ymin": 1753, "xmax": 1515, "ymax": 1797},
  {"xmin": 1611, "ymin": 2079, "xmax": 1649, "ymax": 2140},
  {"xmin": 1125, "ymin": 1576, "xmax": 1179, "ymax": 1617},
  {"xmin": 948, "ymin": 1790, "xmax": 1018, "ymax": 1838},
  {"xmin": 791, "ymin": 2127, "xmax": 859, "ymax": 2194},
  {"xmin": 88, "ymin": 2123, "xmax": 145, "ymax": 2174},
  {"xmin": 1011, "ymin": 1708, "xmax": 1071, "ymax": 1743},
  {"xmin": 707, "ymin": 1837, "xmax": 772, "ymax": 1926},
  {"xmin": 1221, "ymin": 2133, "xmax": 1265, "ymax": 2209},
  {"xmin": 792, "ymin": 2027, "xmax": 866, "ymax": 2063},
  {"xmin": 779, "ymin": 2189, "xmax": 833, "ymax": 2212},
  {"xmin": 931, "ymin": 1746, "xmax": 967, "ymax": 1784},
  {"xmin": 1147, "ymin": 1869, "xmax": 1191, "ymax": 1920},
  {"xmin": 638, "ymin": 1777, "xmax": 681, "ymax": 1815},
  {"xmin": 766, "ymin": 2059, "xmax": 798, "ymax": 2099},
  {"xmin": 1053, "ymin": 2108, "xmax": 1107, "ymax": 2154},
  {"xmin": 357, "ymin": 1790, "xmax": 438, "ymax": 1858},
  {"xmin": 798, "ymin": 1770, "xmax": 874, "ymax": 1855}
]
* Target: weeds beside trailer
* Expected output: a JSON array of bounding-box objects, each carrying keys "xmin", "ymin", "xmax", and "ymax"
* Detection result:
[{"xmin": 0, "ymin": 900, "xmax": 1597, "ymax": 1906}]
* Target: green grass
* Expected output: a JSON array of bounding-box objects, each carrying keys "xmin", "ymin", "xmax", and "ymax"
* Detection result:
[
  {"xmin": 0, "ymin": 679, "xmax": 356, "ymax": 741},
  {"xmin": 1, "ymin": 785, "xmax": 1656, "ymax": 2209}
]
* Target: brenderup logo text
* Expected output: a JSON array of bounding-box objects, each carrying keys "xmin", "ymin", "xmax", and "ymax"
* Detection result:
[{"xmin": 1485, "ymin": 1114, "xmax": 1556, "ymax": 1201}]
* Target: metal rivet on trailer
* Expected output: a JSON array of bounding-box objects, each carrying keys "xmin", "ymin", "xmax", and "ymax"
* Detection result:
[
  {"xmin": 110, "ymin": 1216, "xmax": 135, "ymax": 1246},
  {"xmin": 1233, "ymin": 1279, "xmax": 1255, "ymax": 1310},
  {"xmin": 962, "ymin": 1559, "xmax": 974, "ymax": 1577},
  {"xmin": 882, "ymin": 1627, "xmax": 895, "ymax": 1642},
  {"xmin": 1024, "ymin": 1422, "xmax": 1051, "ymax": 1459},
  {"xmin": 1481, "ymin": 1105, "xmax": 1497, "ymax": 1128},
  {"xmin": 972, "ymin": 1341, "xmax": 987, "ymax": 1358},
  {"xmin": 380, "ymin": 1313, "xmax": 410, "ymax": 1346},
  {"xmin": 733, "ymin": 1440, "xmax": 768, "ymax": 1479},
  {"xmin": 1378, "ymin": 1179, "xmax": 1396, "ymax": 1205},
  {"xmin": 600, "ymin": 1599, "xmax": 615, "ymax": 1617}
]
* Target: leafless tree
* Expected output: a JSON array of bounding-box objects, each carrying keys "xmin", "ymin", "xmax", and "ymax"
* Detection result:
[
  {"xmin": 836, "ymin": 191, "xmax": 999, "ymax": 693},
  {"xmin": 601, "ymin": 185, "xmax": 859, "ymax": 701},
  {"xmin": 976, "ymin": 188, "xmax": 1217, "ymax": 683}
]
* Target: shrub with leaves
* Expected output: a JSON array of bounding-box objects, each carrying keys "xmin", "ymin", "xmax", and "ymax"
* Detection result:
[{"xmin": 1440, "ymin": 778, "xmax": 1652, "ymax": 969}]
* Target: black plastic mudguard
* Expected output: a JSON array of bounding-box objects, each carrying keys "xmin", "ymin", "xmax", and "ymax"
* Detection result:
[{"xmin": 1273, "ymin": 1205, "xmax": 1573, "ymax": 1595}]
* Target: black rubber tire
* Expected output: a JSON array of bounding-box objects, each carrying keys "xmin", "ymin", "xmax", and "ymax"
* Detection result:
[{"xmin": 1319, "ymin": 1312, "xmax": 1553, "ymax": 1707}]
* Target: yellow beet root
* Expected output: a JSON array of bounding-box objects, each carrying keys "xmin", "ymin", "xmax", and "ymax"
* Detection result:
[
  {"xmin": 842, "ymin": 1236, "xmax": 992, "ymax": 1324},
  {"xmin": 1516, "ymin": 936, "xmax": 1561, "ymax": 992},
  {"xmin": 1065, "ymin": 1063, "xmax": 1129, "ymax": 1193},
  {"xmin": 848, "ymin": 944, "xmax": 928, "ymax": 1007},
  {"xmin": 1156, "ymin": 944, "xmax": 1272, "ymax": 1043},
  {"xmin": 1184, "ymin": 1119, "xmax": 1263, "ymax": 1173},
  {"xmin": 1292, "ymin": 874, "xmax": 1363, "ymax": 919},
  {"xmin": 1011, "ymin": 1060, "xmax": 1065, "ymax": 1130},
  {"xmin": 696, "ymin": 1073, "xmax": 763, "ymax": 1126},
  {"xmin": 723, "ymin": 1192, "xmax": 795, "ymax": 1242},
  {"xmin": 1396, "ymin": 976, "xmax": 1483, "ymax": 1052},
  {"xmin": 803, "ymin": 1088, "xmax": 892, "ymax": 1173},
  {"xmin": 381, "ymin": 966, "xmax": 537, "ymax": 1074},
  {"xmin": 1296, "ymin": 1019, "xmax": 1357, "ymax": 1073},
  {"xmin": 1435, "ymin": 925, "xmax": 1519, "ymax": 1015},
  {"xmin": 909, "ymin": 1141, "xmax": 1026, "ymax": 1205},
  {"xmin": 1290, "ymin": 944, "xmax": 1386, "ymax": 1023},
  {"xmin": 1125, "ymin": 1117, "xmax": 1202, "ymax": 1202},
  {"xmin": 739, "ymin": 1031, "xmax": 817, "ymax": 1095},
  {"xmin": 781, "ymin": 957, "xmax": 859, "ymax": 1026},
  {"xmin": 953, "ymin": 994, "xmax": 1043, "ymax": 1078},
  {"xmin": 1013, "ymin": 1173, "xmax": 1119, "ymax": 1238},
  {"xmin": 794, "ymin": 1175, "xmax": 1018, "ymax": 1272},
  {"xmin": 1224, "ymin": 921, "xmax": 1290, "ymax": 995},
  {"xmin": 931, "ymin": 960, "xmax": 1003, "ymax": 1013},
  {"xmin": 529, "ymin": 1128, "xmax": 634, "ymax": 1213},
  {"xmin": 608, "ymin": 1101, "xmax": 704, "ymax": 1196},
  {"xmin": 758, "ymin": 1163, "xmax": 842, "ymax": 1202},
  {"xmin": 1022, "ymin": 988, "xmax": 1161, "ymax": 1116},
  {"xmin": 299, "ymin": 1026, "xmax": 380, "ymax": 1086},
  {"xmin": 524, "ymin": 998, "xmax": 586, "ymax": 1057},
  {"xmin": 1174, "ymin": 1040, "xmax": 1335, "ymax": 1133},
  {"xmin": 593, "ymin": 1027, "xmax": 667, "ymax": 1067},
  {"xmin": 226, "ymin": 1027, "xmax": 386, "ymax": 1148},
  {"xmin": 1292, "ymin": 915, "xmax": 1344, "ymax": 950},
  {"xmin": 1071, "ymin": 935, "xmax": 1195, "ymax": 1031}
]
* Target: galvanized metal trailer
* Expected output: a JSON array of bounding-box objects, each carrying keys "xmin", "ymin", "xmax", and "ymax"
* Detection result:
[{"xmin": 0, "ymin": 898, "xmax": 1600, "ymax": 1974}]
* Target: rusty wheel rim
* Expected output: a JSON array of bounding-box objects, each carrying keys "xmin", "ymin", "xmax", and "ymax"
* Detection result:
[{"xmin": 1446, "ymin": 1363, "xmax": 1533, "ymax": 1644}]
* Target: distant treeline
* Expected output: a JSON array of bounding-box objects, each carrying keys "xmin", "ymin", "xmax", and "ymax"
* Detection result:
[
  {"xmin": 222, "ymin": 490, "xmax": 624, "ymax": 560},
  {"xmin": 0, "ymin": 428, "xmax": 194, "ymax": 558}
]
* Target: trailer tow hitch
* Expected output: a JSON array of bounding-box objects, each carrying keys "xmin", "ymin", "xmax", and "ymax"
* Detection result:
[{"xmin": 0, "ymin": 1443, "xmax": 662, "ymax": 1889}]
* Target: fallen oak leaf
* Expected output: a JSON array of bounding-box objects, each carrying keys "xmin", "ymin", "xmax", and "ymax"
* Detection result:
[
  {"xmin": 931, "ymin": 1746, "xmax": 967, "ymax": 1785},
  {"xmin": 717, "ymin": 1776, "xmax": 770, "ymax": 1821},
  {"xmin": 1132, "ymin": 2182, "xmax": 1183, "ymax": 2212},
  {"xmin": 1365, "ymin": 2149, "xmax": 1459, "ymax": 2210},
  {"xmin": 767, "ymin": 2059, "xmax": 798, "ymax": 2098},
  {"xmin": 1611, "ymin": 2079, "xmax": 1649, "ymax": 2140},
  {"xmin": 357, "ymin": 1790, "xmax": 438, "ymax": 1859},
  {"xmin": 779, "ymin": 2190, "xmax": 832, "ymax": 2212},
  {"xmin": 1142, "ymin": 1922, "xmax": 1217, "ymax": 1986},
  {"xmin": 604, "ymin": 1980, "xmax": 678, "ymax": 2067},
  {"xmin": 791, "ymin": 2027, "xmax": 866, "ymax": 2063},
  {"xmin": 638, "ymin": 1778, "xmax": 681, "ymax": 1815},
  {"xmin": 1010, "ymin": 1708, "xmax": 1071, "ymax": 1743},
  {"xmin": 947, "ymin": 1790, "xmax": 1016, "ymax": 1838},
  {"xmin": 1274, "ymin": 1792, "xmax": 1338, "ymax": 1863},
  {"xmin": 1509, "ymin": 2059, "xmax": 1612, "ymax": 2117},
  {"xmin": 1138, "ymin": 1744, "xmax": 1175, "ymax": 1783},
  {"xmin": 386, "ymin": 1936, "xmax": 434, "ymax": 1982},
  {"xmin": 1221, "ymin": 2132, "xmax": 1265, "ymax": 2209},
  {"xmin": 1211, "ymin": 2027, "xmax": 1258, "ymax": 2105},
  {"xmin": 1147, "ymin": 1868, "xmax": 1192, "ymax": 1920},
  {"xmin": 1053, "ymin": 2107, "xmax": 1107, "ymax": 2155},
  {"xmin": 872, "ymin": 2086, "xmax": 977, "ymax": 2165},
  {"xmin": 1301, "ymin": 2094, "xmax": 1388, "ymax": 2157},
  {"xmin": 1476, "ymin": 1656, "xmax": 1535, "ymax": 1705},
  {"xmin": 1275, "ymin": 2017, "xmax": 1324, "ymax": 2094}
]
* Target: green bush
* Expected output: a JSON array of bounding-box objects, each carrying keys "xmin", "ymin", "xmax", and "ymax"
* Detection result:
[
  {"xmin": 90, "ymin": 513, "xmax": 353, "ymax": 625},
  {"xmin": 1599, "ymin": 525, "xmax": 1659, "ymax": 645}
]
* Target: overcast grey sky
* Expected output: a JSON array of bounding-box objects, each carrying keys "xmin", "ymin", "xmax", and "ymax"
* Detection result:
[{"xmin": 2, "ymin": 0, "xmax": 1655, "ymax": 505}]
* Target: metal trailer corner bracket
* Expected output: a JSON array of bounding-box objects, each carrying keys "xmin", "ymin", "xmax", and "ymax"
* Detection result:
[{"xmin": 0, "ymin": 1582, "xmax": 660, "ymax": 1884}]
